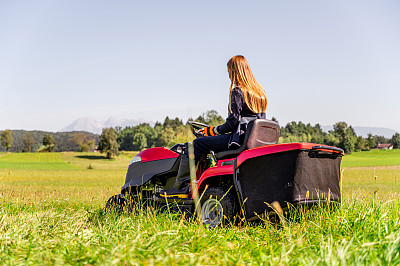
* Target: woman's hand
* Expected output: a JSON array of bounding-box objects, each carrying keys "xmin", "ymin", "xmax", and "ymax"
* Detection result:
[{"xmin": 198, "ymin": 126, "xmax": 217, "ymax": 137}]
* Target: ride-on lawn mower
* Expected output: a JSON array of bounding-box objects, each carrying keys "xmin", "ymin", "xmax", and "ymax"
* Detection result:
[{"xmin": 106, "ymin": 119, "xmax": 343, "ymax": 226}]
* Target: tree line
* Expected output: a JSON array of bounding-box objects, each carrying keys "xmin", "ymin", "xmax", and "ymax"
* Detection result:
[
  {"xmin": 2, "ymin": 110, "xmax": 400, "ymax": 158},
  {"xmin": 0, "ymin": 130, "xmax": 98, "ymax": 153},
  {"xmin": 97, "ymin": 111, "xmax": 400, "ymax": 158},
  {"xmin": 279, "ymin": 120, "xmax": 400, "ymax": 153},
  {"xmin": 98, "ymin": 110, "xmax": 224, "ymax": 158}
]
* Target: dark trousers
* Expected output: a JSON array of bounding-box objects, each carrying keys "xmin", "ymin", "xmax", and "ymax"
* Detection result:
[
  {"xmin": 163, "ymin": 134, "xmax": 233, "ymax": 195},
  {"xmin": 193, "ymin": 134, "xmax": 232, "ymax": 164}
]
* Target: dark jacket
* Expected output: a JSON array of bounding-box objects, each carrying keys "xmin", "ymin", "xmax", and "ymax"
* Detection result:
[{"xmin": 216, "ymin": 87, "xmax": 266, "ymax": 148}]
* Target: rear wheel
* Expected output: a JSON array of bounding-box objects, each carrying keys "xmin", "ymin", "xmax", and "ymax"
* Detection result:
[
  {"xmin": 200, "ymin": 187, "xmax": 236, "ymax": 227},
  {"xmin": 105, "ymin": 194, "xmax": 127, "ymax": 213}
]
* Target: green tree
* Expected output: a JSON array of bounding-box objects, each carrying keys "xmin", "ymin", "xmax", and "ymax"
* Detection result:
[
  {"xmin": 73, "ymin": 132, "xmax": 95, "ymax": 152},
  {"xmin": 374, "ymin": 135, "xmax": 389, "ymax": 145},
  {"xmin": 324, "ymin": 132, "xmax": 340, "ymax": 147},
  {"xmin": 98, "ymin": 128, "xmax": 120, "ymax": 159},
  {"xmin": 172, "ymin": 125, "xmax": 192, "ymax": 145},
  {"xmin": 332, "ymin": 122, "xmax": 348, "ymax": 139},
  {"xmin": 331, "ymin": 122, "xmax": 357, "ymax": 154},
  {"xmin": 343, "ymin": 134, "xmax": 356, "ymax": 154},
  {"xmin": 117, "ymin": 123, "xmax": 158, "ymax": 151},
  {"xmin": 355, "ymin": 136, "xmax": 366, "ymax": 151},
  {"xmin": 117, "ymin": 126, "xmax": 135, "ymax": 151},
  {"xmin": 136, "ymin": 124, "xmax": 158, "ymax": 148},
  {"xmin": 163, "ymin": 117, "xmax": 184, "ymax": 130},
  {"xmin": 133, "ymin": 133, "xmax": 147, "ymax": 151},
  {"xmin": 43, "ymin": 133, "xmax": 56, "ymax": 152},
  {"xmin": 157, "ymin": 126, "xmax": 175, "ymax": 147},
  {"xmin": 0, "ymin": 130, "xmax": 14, "ymax": 152},
  {"xmin": 22, "ymin": 132, "xmax": 35, "ymax": 152},
  {"xmin": 390, "ymin": 133, "xmax": 400, "ymax": 149},
  {"xmin": 279, "ymin": 121, "xmax": 331, "ymax": 145},
  {"xmin": 366, "ymin": 133, "xmax": 376, "ymax": 150},
  {"xmin": 195, "ymin": 110, "xmax": 225, "ymax": 126}
]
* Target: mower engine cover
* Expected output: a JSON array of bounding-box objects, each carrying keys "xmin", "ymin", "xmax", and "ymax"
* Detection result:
[
  {"xmin": 234, "ymin": 143, "xmax": 342, "ymax": 221},
  {"xmin": 122, "ymin": 147, "xmax": 180, "ymax": 191}
]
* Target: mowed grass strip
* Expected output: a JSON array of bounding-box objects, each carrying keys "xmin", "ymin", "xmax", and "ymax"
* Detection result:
[
  {"xmin": 342, "ymin": 149, "xmax": 400, "ymax": 168},
  {"xmin": 0, "ymin": 153, "xmax": 79, "ymax": 170},
  {"xmin": 62, "ymin": 152, "xmax": 133, "ymax": 171}
]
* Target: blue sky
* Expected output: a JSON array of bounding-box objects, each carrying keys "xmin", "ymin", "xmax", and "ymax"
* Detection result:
[{"xmin": 1, "ymin": 0, "xmax": 399, "ymax": 132}]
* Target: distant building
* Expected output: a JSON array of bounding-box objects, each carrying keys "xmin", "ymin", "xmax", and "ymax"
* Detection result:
[{"xmin": 376, "ymin": 143, "xmax": 393, "ymax": 150}]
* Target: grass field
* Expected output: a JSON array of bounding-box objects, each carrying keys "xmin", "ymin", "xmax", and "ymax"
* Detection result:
[
  {"xmin": 1, "ymin": 150, "xmax": 400, "ymax": 264},
  {"xmin": 342, "ymin": 149, "xmax": 400, "ymax": 168}
]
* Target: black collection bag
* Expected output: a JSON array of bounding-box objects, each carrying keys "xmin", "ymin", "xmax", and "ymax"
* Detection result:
[{"xmin": 234, "ymin": 149, "xmax": 342, "ymax": 221}]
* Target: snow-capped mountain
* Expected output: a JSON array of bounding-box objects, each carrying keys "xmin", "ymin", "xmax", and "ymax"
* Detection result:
[{"xmin": 59, "ymin": 117, "xmax": 155, "ymax": 134}]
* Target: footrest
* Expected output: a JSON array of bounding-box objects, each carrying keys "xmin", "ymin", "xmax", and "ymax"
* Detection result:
[{"xmin": 154, "ymin": 194, "xmax": 194, "ymax": 205}]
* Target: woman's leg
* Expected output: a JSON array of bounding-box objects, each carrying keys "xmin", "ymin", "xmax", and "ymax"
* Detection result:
[
  {"xmin": 158, "ymin": 135, "xmax": 232, "ymax": 197},
  {"xmin": 193, "ymin": 134, "xmax": 231, "ymax": 164}
]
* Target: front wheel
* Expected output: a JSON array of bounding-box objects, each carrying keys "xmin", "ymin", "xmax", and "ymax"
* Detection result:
[
  {"xmin": 200, "ymin": 187, "xmax": 236, "ymax": 227},
  {"xmin": 105, "ymin": 194, "xmax": 127, "ymax": 213}
]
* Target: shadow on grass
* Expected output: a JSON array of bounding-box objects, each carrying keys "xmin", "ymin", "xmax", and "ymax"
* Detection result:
[{"xmin": 76, "ymin": 155, "xmax": 108, "ymax": 160}]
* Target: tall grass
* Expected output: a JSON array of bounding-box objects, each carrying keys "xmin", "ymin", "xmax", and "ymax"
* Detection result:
[
  {"xmin": 1, "ymin": 194, "xmax": 399, "ymax": 264},
  {"xmin": 0, "ymin": 153, "xmax": 79, "ymax": 170}
]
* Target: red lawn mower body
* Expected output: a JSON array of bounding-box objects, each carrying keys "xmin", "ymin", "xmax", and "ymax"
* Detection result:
[{"xmin": 109, "ymin": 119, "xmax": 343, "ymax": 223}]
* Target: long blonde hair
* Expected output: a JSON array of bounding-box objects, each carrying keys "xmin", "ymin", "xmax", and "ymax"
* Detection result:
[{"xmin": 227, "ymin": 55, "xmax": 267, "ymax": 113}]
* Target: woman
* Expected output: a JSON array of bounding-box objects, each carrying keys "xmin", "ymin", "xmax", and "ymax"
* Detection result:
[
  {"xmin": 159, "ymin": 55, "xmax": 268, "ymax": 198},
  {"xmin": 194, "ymin": 55, "xmax": 268, "ymax": 163}
]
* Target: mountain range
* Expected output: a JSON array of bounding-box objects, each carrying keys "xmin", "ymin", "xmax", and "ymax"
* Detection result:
[{"xmin": 59, "ymin": 117, "xmax": 155, "ymax": 134}]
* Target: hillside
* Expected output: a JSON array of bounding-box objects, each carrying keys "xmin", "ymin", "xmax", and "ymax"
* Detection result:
[{"xmin": 0, "ymin": 130, "xmax": 99, "ymax": 152}]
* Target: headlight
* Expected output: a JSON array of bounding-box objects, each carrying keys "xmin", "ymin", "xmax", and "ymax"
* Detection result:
[{"xmin": 129, "ymin": 156, "xmax": 141, "ymax": 165}]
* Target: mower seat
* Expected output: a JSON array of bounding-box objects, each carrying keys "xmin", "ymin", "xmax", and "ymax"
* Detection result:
[{"xmin": 216, "ymin": 119, "xmax": 280, "ymax": 160}]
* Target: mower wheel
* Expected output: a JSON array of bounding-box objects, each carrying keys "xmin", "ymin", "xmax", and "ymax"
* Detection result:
[
  {"xmin": 200, "ymin": 187, "xmax": 235, "ymax": 227},
  {"xmin": 105, "ymin": 194, "xmax": 127, "ymax": 213}
]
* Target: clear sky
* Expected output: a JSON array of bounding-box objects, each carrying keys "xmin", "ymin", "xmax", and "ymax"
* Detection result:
[{"xmin": 1, "ymin": 0, "xmax": 399, "ymax": 132}]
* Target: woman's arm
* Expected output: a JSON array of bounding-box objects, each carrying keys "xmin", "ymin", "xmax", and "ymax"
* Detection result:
[{"xmin": 215, "ymin": 88, "xmax": 244, "ymax": 134}]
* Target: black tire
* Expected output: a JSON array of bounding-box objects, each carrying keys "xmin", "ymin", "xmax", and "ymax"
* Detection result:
[
  {"xmin": 200, "ymin": 187, "xmax": 236, "ymax": 227},
  {"xmin": 105, "ymin": 194, "xmax": 127, "ymax": 213}
]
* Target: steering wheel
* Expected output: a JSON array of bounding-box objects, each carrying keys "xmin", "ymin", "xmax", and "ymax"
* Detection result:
[{"xmin": 187, "ymin": 121, "xmax": 209, "ymax": 138}]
